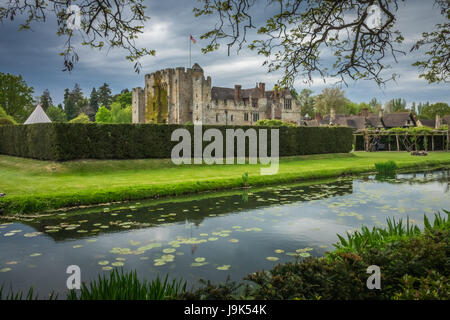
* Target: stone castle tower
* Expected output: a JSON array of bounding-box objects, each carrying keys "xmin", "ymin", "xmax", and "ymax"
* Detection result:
[{"xmin": 132, "ymin": 63, "xmax": 301, "ymax": 125}]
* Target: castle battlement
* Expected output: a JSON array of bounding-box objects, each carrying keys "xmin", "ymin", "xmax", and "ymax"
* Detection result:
[{"xmin": 133, "ymin": 63, "xmax": 301, "ymax": 125}]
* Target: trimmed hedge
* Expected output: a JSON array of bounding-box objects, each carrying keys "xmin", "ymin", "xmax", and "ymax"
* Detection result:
[{"xmin": 0, "ymin": 123, "xmax": 353, "ymax": 161}]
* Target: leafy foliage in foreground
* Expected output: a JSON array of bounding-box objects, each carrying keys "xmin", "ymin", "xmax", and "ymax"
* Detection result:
[
  {"xmin": 67, "ymin": 269, "xmax": 186, "ymax": 300},
  {"xmin": 0, "ymin": 285, "xmax": 57, "ymax": 300},
  {"xmin": 178, "ymin": 212, "xmax": 450, "ymax": 300},
  {"xmin": 333, "ymin": 211, "xmax": 449, "ymax": 252}
]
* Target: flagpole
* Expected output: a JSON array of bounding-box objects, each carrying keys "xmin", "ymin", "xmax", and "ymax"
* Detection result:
[{"xmin": 189, "ymin": 34, "xmax": 191, "ymax": 67}]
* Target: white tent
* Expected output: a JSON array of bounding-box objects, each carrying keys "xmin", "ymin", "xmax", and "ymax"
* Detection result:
[{"xmin": 24, "ymin": 103, "xmax": 52, "ymax": 124}]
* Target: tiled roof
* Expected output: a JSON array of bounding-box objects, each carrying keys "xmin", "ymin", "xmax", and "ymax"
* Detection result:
[{"xmin": 381, "ymin": 112, "xmax": 415, "ymax": 128}]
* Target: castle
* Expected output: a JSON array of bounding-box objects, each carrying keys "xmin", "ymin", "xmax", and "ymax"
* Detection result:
[{"xmin": 132, "ymin": 63, "xmax": 301, "ymax": 125}]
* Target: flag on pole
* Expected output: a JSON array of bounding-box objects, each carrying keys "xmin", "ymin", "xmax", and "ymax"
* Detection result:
[{"xmin": 190, "ymin": 35, "xmax": 197, "ymax": 44}]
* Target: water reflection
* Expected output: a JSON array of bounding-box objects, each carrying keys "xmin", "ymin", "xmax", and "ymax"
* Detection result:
[{"xmin": 0, "ymin": 170, "xmax": 449, "ymax": 297}]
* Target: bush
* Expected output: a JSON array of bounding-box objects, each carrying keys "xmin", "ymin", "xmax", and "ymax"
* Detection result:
[
  {"xmin": 69, "ymin": 113, "xmax": 91, "ymax": 123},
  {"xmin": 0, "ymin": 123, "xmax": 353, "ymax": 161}
]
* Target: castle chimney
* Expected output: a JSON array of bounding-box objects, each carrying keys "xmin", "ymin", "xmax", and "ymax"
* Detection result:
[
  {"xmin": 315, "ymin": 112, "xmax": 323, "ymax": 122},
  {"xmin": 435, "ymin": 114, "xmax": 442, "ymax": 129},
  {"xmin": 234, "ymin": 85, "xmax": 242, "ymax": 101},
  {"xmin": 362, "ymin": 108, "xmax": 369, "ymax": 118},
  {"xmin": 330, "ymin": 108, "xmax": 336, "ymax": 124},
  {"xmin": 259, "ymin": 83, "xmax": 265, "ymax": 96}
]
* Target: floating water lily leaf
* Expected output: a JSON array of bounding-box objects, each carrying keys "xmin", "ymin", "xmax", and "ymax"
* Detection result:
[
  {"xmin": 73, "ymin": 245, "xmax": 83, "ymax": 249},
  {"xmin": 199, "ymin": 233, "xmax": 209, "ymax": 237},
  {"xmin": 266, "ymin": 257, "xmax": 279, "ymax": 261},
  {"xmin": 4, "ymin": 233, "xmax": 15, "ymax": 236},
  {"xmin": 5, "ymin": 261, "xmax": 18, "ymax": 265},
  {"xmin": 217, "ymin": 265, "xmax": 231, "ymax": 271},
  {"xmin": 228, "ymin": 239, "xmax": 239, "ymax": 243},
  {"xmin": 30, "ymin": 253, "xmax": 42, "ymax": 257},
  {"xmin": 98, "ymin": 260, "xmax": 109, "ymax": 266},
  {"xmin": 191, "ymin": 262, "xmax": 208, "ymax": 267},
  {"xmin": 194, "ymin": 257, "xmax": 206, "ymax": 263},
  {"xmin": 0, "ymin": 268, "xmax": 12, "ymax": 272},
  {"xmin": 299, "ymin": 252, "xmax": 310, "ymax": 258},
  {"xmin": 208, "ymin": 237, "xmax": 219, "ymax": 241},
  {"xmin": 115, "ymin": 257, "xmax": 126, "ymax": 261},
  {"xmin": 154, "ymin": 261, "xmax": 166, "ymax": 266},
  {"xmin": 102, "ymin": 266, "xmax": 113, "ymax": 271},
  {"xmin": 24, "ymin": 232, "xmax": 42, "ymax": 238},
  {"xmin": 111, "ymin": 262, "xmax": 124, "ymax": 267},
  {"xmin": 86, "ymin": 239, "xmax": 98, "ymax": 243},
  {"xmin": 274, "ymin": 249, "xmax": 285, "ymax": 254},
  {"xmin": 163, "ymin": 248, "xmax": 176, "ymax": 254},
  {"xmin": 129, "ymin": 240, "xmax": 141, "ymax": 246}
]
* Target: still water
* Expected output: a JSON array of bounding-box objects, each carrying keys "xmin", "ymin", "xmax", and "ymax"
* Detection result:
[{"xmin": 1, "ymin": 170, "xmax": 449, "ymax": 297}]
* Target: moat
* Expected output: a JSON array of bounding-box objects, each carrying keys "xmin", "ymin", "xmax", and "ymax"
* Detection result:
[{"xmin": 1, "ymin": 170, "xmax": 449, "ymax": 297}]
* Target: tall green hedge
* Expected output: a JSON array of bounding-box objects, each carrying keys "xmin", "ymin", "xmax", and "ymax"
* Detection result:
[{"xmin": 0, "ymin": 123, "xmax": 353, "ymax": 161}]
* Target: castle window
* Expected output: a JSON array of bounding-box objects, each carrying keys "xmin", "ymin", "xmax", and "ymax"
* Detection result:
[
  {"xmin": 284, "ymin": 98, "xmax": 292, "ymax": 110},
  {"xmin": 230, "ymin": 115, "xmax": 234, "ymax": 122},
  {"xmin": 216, "ymin": 113, "xmax": 219, "ymax": 122},
  {"xmin": 244, "ymin": 113, "xmax": 249, "ymax": 121},
  {"xmin": 252, "ymin": 99, "xmax": 258, "ymax": 108},
  {"xmin": 252, "ymin": 113, "xmax": 259, "ymax": 122},
  {"xmin": 196, "ymin": 104, "xmax": 198, "ymax": 110}
]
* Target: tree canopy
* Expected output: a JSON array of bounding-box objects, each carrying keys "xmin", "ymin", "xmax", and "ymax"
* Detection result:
[
  {"xmin": 0, "ymin": 72, "xmax": 34, "ymax": 123},
  {"xmin": 194, "ymin": 0, "xmax": 449, "ymax": 87},
  {"xmin": 0, "ymin": 0, "xmax": 154, "ymax": 72}
]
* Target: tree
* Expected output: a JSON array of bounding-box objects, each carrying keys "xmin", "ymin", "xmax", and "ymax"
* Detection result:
[
  {"xmin": 114, "ymin": 90, "xmax": 132, "ymax": 108},
  {"xmin": 369, "ymin": 98, "xmax": 383, "ymax": 113},
  {"xmin": 65, "ymin": 98, "xmax": 78, "ymax": 121},
  {"xmin": 40, "ymin": 89, "xmax": 53, "ymax": 111},
  {"xmin": 0, "ymin": 0, "xmax": 155, "ymax": 72},
  {"xmin": 98, "ymin": 83, "xmax": 112, "ymax": 110},
  {"xmin": 385, "ymin": 98, "xmax": 407, "ymax": 113},
  {"xmin": 421, "ymin": 102, "xmax": 450, "ymax": 119},
  {"xmin": 89, "ymin": 88, "xmax": 99, "ymax": 114},
  {"xmin": 194, "ymin": 0, "xmax": 449, "ymax": 86},
  {"xmin": 71, "ymin": 84, "xmax": 84, "ymax": 105},
  {"xmin": 0, "ymin": 72, "xmax": 34, "ymax": 122},
  {"xmin": 110, "ymin": 102, "xmax": 132, "ymax": 123},
  {"xmin": 297, "ymin": 89, "xmax": 315, "ymax": 117},
  {"xmin": 0, "ymin": 105, "xmax": 17, "ymax": 125},
  {"xmin": 95, "ymin": 106, "xmax": 112, "ymax": 123},
  {"xmin": 46, "ymin": 106, "xmax": 67, "ymax": 122},
  {"xmin": 69, "ymin": 113, "xmax": 91, "ymax": 123},
  {"xmin": 315, "ymin": 88, "xmax": 347, "ymax": 115}
]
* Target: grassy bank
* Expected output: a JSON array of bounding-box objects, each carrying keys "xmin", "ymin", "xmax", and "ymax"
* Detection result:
[{"xmin": 1, "ymin": 151, "xmax": 450, "ymax": 214}]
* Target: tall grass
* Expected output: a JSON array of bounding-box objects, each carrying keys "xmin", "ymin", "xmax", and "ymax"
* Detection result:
[
  {"xmin": 0, "ymin": 285, "xmax": 57, "ymax": 300},
  {"xmin": 374, "ymin": 160, "xmax": 398, "ymax": 176},
  {"xmin": 67, "ymin": 269, "xmax": 186, "ymax": 300},
  {"xmin": 334, "ymin": 210, "xmax": 450, "ymax": 252}
]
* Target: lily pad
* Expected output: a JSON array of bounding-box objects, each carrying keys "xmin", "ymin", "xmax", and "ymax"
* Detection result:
[
  {"xmin": 216, "ymin": 265, "xmax": 231, "ymax": 271},
  {"xmin": 266, "ymin": 257, "xmax": 279, "ymax": 262}
]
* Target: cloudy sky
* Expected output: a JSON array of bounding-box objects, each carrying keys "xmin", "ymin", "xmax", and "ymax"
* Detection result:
[{"xmin": 0, "ymin": 0, "xmax": 448, "ymax": 106}]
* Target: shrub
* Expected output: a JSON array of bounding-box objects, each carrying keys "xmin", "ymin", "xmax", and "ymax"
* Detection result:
[
  {"xmin": 69, "ymin": 113, "xmax": 91, "ymax": 123},
  {"xmin": 374, "ymin": 160, "xmax": 397, "ymax": 176},
  {"xmin": 0, "ymin": 123, "xmax": 353, "ymax": 161}
]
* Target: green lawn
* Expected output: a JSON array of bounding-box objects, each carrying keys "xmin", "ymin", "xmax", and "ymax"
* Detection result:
[{"xmin": 1, "ymin": 151, "xmax": 450, "ymax": 214}]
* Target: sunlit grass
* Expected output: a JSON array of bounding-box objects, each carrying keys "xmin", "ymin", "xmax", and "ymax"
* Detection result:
[{"xmin": 1, "ymin": 152, "xmax": 449, "ymax": 214}]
